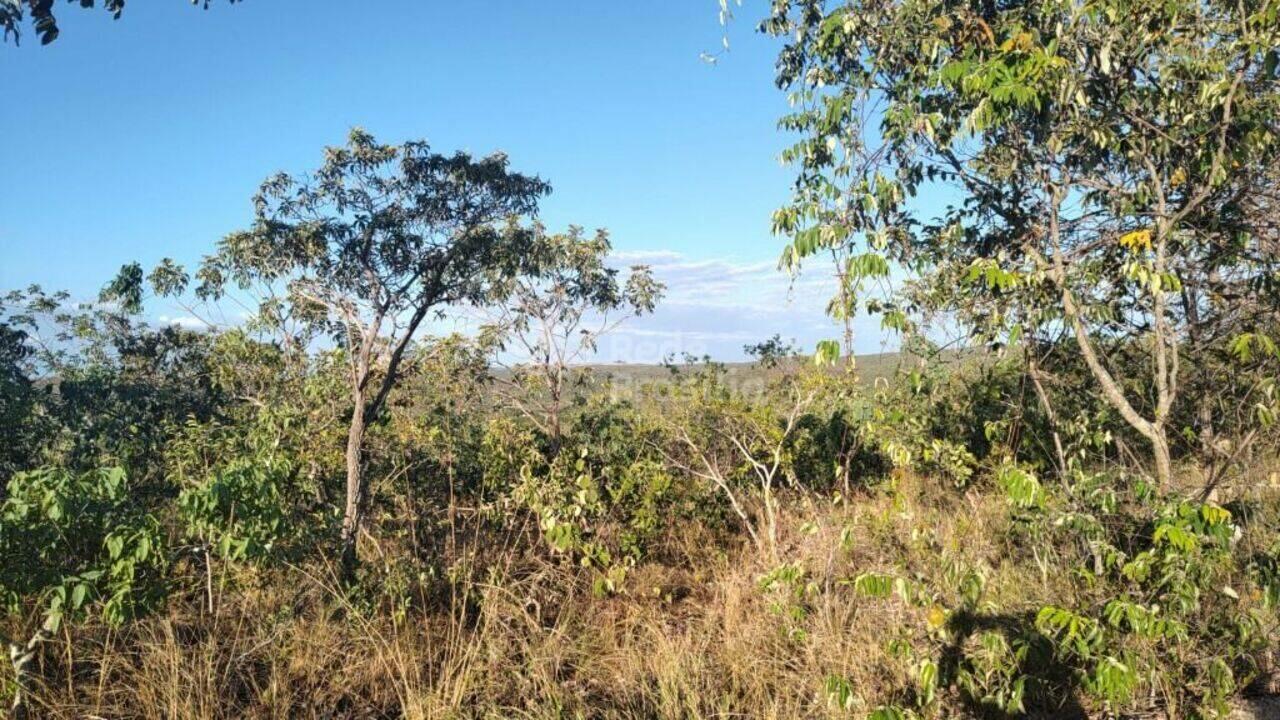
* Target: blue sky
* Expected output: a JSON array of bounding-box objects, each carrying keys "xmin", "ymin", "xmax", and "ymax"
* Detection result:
[{"xmin": 0, "ymin": 1, "xmax": 891, "ymax": 361}]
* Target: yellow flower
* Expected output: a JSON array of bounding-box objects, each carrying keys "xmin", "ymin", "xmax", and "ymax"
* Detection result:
[
  {"xmin": 1118, "ymin": 228, "xmax": 1152, "ymax": 253},
  {"xmin": 926, "ymin": 604, "xmax": 948, "ymax": 629}
]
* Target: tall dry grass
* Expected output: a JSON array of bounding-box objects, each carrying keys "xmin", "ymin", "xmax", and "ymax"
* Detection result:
[
  {"xmin": 7, "ymin": 470, "xmax": 1276, "ymax": 718},
  {"xmin": 2, "ymin": 473, "xmax": 1079, "ymax": 719}
]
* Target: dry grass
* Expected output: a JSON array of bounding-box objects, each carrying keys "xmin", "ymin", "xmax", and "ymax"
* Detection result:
[
  {"xmin": 5, "ymin": 471, "xmax": 1085, "ymax": 717},
  {"xmin": 8, "ymin": 471, "xmax": 1274, "ymax": 719}
]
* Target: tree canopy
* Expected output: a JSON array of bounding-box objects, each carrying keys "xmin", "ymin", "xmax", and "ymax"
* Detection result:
[
  {"xmin": 766, "ymin": 0, "xmax": 1280, "ymax": 484},
  {"xmin": 1, "ymin": 0, "xmax": 239, "ymax": 45},
  {"xmin": 152, "ymin": 128, "xmax": 551, "ymax": 574}
]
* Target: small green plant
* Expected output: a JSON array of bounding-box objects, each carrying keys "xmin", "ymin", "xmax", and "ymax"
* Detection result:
[
  {"xmin": 954, "ymin": 631, "xmax": 1030, "ymax": 715},
  {"xmin": 179, "ymin": 458, "xmax": 293, "ymax": 564},
  {"xmin": 504, "ymin": 400, "xmax": 693, "ymax": 593},
  {"xmin": 0, "ymin": 466, "xmax": 164, "ymax": 716},
  {"xmin": 996, "ymin": 462, "xmax": 1044, "ymax": 510},
  {"xmin": 759, "ymin": 562, "xmax": 817, "ymax": 641},
  {"xmin": 823, "ymin": 673, "xmax": 860, "ymax": 713},
  {"xmin": 1031, "ymin": 491, "xmax": 1269, "ymax": 716}
]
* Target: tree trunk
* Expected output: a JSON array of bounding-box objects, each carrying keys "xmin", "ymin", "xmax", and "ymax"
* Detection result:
[
  {"xmin": 333, "ymin": 297, "xmax": 434, "ymax": 580},
  {"xmin": 762, "ymin": 482, "xmax": 779, "ymax": 561},
  {"xmin": 1038, "ymin": 192, "xmax": 1177, "ymax": 488},
  {"xmin": 1026, "ymin": 354, "xmax": 1068, "ymax": 481},
  {"xmin": 1197, "ymin": 396, "xmax": 1217, "ymax": 482},
  {"xmin": 547, "ymin": 362, "xmax": 564, "ymax": 457},
  {"xmin": 339, "ymin": 390, "xmax": 367, "ymax": 580},
  {"xmin": 1150, "ymin": 430, "xmax": 1173, "ymax": 490},
  {"xmin": 1064, "ymin": 307, "xmax": 1174, "ymax": 486},
  {"xmin": 548, "ymin": 387, "xmax": 562, "ymax": 456},
  {"xmin": 1054, "ymin": 258, "xmax": 1174, "ymax": 487}
]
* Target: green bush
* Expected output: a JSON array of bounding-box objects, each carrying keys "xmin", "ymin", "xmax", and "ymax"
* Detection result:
[{"xmin": 1, "ymin": 466, "xmax": 165, "ymax": 631}]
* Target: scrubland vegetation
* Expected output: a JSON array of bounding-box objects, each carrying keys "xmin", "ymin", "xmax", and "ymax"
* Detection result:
[
  {"xmin": 4, "ymin": 0, "xmax": 1280, "ymax": 718},
  {"xmin": 2, "ymin": 293, "xmax": 1277, "ymax": 718}
]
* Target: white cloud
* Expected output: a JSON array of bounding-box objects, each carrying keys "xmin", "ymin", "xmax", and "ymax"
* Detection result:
[
  {"xmin": 156, "ymin": 314, "xmax": 210, "ymax": 330},
  {"xmin": 146, "ymin": 249, "xmax": 900, "ymax": 363},
  {"xmin": 609, "ymin": 249, "xmax": 686, "ymax": 264},
  {"xmin": 597, "ymin": 248, "xmax": 896, "ymax": 363}
]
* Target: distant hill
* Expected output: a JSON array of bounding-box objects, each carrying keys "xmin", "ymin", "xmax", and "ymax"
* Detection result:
[{"xmin": 578, "ymin": 350, "xmax": 912, "ymax": 387}]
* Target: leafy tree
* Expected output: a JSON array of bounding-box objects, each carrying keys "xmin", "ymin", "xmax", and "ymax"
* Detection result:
[
  {"xmin": 487, "ymin": 224, "xmax": 663, "ymax": 452},
  {"xmin": 1, "ymin": 0, "xmax": 239, "ymax": 45},
  {"xmin": 743, "ymin": 333, "xmax": 801, "ymax": 369},
  {"xmin": 0, "ymin": 313, "xmax": 40, "ymax": 480},
  {"xmin": 1, "ymin": 283, "xmax": 224, "ymax": 484},
  {"xmin": 765, "ymin": 0, "xmax": 1280, "ymax": 485},
  {"xmin": 153, "ymin": 129, "xmax": 549, "ymax": 576}
]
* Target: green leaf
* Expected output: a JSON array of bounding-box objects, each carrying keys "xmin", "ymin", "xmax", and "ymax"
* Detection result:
[
  {"xmin": 106, "ymin": 534, "xmax": 124, "ymax": 560},
  {"xmin": 850, "ymin": 572, "xmax": 894, "ymax": 598},
  {"xmin": 814, "ymin": 339, "xmax": 841, "ymax": 366},
  {"xmin": 71, "ymin": 582, "xmax": 87, "ymax": 610}
]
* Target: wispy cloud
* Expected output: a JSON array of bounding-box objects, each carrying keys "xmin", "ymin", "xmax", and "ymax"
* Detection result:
[
  {"xmin": 600, "ymin": 249, "xmax": 894, "ymax": 363},
  {"xmin": 609, "ymin": 249, "xmax": 686, "ymax": 264},
  {"xmin": 145, "ymin": 250, "xmax": 898, "ymax": 363}
]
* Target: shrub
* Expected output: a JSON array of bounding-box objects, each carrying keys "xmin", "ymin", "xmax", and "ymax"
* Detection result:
[{"xmin": 1, "ymin": 466, "xmax": 164, "ymax": 716}]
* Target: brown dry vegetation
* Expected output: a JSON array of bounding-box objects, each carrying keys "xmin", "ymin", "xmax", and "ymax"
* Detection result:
[{"xmin": 11, "ymin": 466, "xmax": 1278, "ymax": 720}]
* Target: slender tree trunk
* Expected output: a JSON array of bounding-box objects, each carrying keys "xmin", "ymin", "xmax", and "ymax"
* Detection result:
[
  {"xmin": 1150, "ymin": 431, "xmax": 1173, "ymax": 490},
  {"xmin": 1064, "ymin": 305, "xmax": 1174, "ymax": 487},
  {"xmin": 1197, "ymin": 396, "xmax": 1217, "ymax": 482},
  {"xmin": 1026, "ymin": 353, "xmax": 1068, "ymax": 480},
  {"xmin": 1036, "ymin": 197, "xmax": 1176, "ymax": 487},
  {"xmin": 340, "ymin": 388, "xmax": 367, "ymax": 580},
  {"xmin": 833, "ymin": 248, "xmax": 856, "ymax": 371},
  {"xmin": 335, "ymin": 299, "xmax": 433, "ymax": 579},
  {"xmin": 762, "ymin": 482, "xmax": 779, "ymax": 561},
  {"xmin": 548, "ymin": 379, "xmax": 562, "ymax": 457}
]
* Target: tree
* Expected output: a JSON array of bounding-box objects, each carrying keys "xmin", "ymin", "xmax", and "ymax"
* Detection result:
[
  {"xmin": 0, "ymin": 313, "xmax": 39, "ymax": 480},
  {"xmin": 154, "ymin": 129, "xmax": 549, "ymax": 576},
  {"xmin": 744, "ymin": 333, "xmax": 801, "ymax": 369},
  {"xmin": 765, "ymin": 0, "xmax": 1280, "ymax": 486},
  {"xmin": 486, "ymin": 224, "xmax": 663, "ymax": 453},
  {"xmin": 2, "ymin": 282, "xmax": 224, "ymax": 486},
  {"xmin": 1, "ymin": 0, "xmax": 239, "ymax": 45}
]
